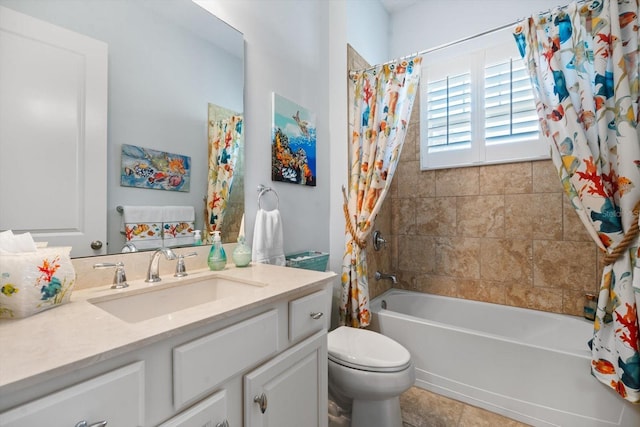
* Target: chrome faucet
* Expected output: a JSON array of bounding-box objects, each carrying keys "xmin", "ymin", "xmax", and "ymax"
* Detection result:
[
  {"xmin": 146, "ymin": 247, "xmax": 177, "ymax": 283},
  {"xmin": 374, "ymin": 271, "xmax": 397, "ymax": 285}
]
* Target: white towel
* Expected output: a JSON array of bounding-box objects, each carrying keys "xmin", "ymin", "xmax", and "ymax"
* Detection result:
[
  {"xmin": 252, "ymin": 209, "xmax": 285, "ymax": 266},
  {"xmin": 162, "ymin": 205, "xmax": 195, "ymax": 247},
  {"xmin": 121, "ymin": 205, "xmax": 163, "ymax": 250}
]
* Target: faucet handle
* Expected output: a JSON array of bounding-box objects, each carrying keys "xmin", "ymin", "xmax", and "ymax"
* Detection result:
[
  {"xmin": 174, "ymin": 252, "xmax": 198, "ymax": 277},
  {"xmin": 93, "ymin": 262, "xmax": 129, "ymax": 289}
]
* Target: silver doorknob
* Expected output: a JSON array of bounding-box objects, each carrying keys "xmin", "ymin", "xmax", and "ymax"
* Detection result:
[
  {"xmin": 90, "ymin": 240, "xmax": 103, "ymax": 250},
  {"xmin": 254, "ymin": 392, "xmax": 268, "ymax": 414}
]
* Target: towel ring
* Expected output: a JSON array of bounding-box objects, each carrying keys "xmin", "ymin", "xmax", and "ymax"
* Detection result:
[{"xmin": 257, "ymin": 185, "xmax": 279, "ymax": 210}]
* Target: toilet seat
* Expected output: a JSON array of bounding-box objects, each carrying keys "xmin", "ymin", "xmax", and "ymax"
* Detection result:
[{"xmin": 328, "ymin": 326, "xmax": 411, "ymax": 373}]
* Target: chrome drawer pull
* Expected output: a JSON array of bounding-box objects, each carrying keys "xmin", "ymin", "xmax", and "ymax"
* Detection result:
[
  {"xmin": 309, "ymin": 312, "xmax": 323, "ymax": 320},
  {"xmin": 215, "ymin": 420, "xmax": 229, "ymax": 427},
  {"xmin": 75, "ymin": 421, "xmax": 107, "ymax": 427},
  {"xmin": 254, "ymin": 392, "xmax": 268, "ymax": 413}
]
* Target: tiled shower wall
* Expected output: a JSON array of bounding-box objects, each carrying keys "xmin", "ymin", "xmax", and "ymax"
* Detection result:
[{"xmin": 348, "ymin": 45, "xmax": 601, "ymax": 316}]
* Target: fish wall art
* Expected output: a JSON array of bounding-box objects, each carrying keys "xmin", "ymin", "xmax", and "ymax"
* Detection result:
[
  {"xmin": 271, "ymin": 93, "xmax": 317, "ymax": 186},
  {"xmin": 120, "ymin": 144, "xmax": 191, "ymax": 192}
]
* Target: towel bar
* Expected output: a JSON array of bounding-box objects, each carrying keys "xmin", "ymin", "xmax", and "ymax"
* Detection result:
[{"xmin": 257, "ymin": 185, "xmax": 279, "ymax": 210}]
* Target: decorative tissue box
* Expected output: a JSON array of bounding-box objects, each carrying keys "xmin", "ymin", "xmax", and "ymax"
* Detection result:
[{"xmin": 0, "ymin": 247, "xmax": 76, "ymax": 319}]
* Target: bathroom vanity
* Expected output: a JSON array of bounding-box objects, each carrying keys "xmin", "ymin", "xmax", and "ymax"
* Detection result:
[{"xmin": 0, "ymin": 262, "xmax": 335, "ymax": 427}]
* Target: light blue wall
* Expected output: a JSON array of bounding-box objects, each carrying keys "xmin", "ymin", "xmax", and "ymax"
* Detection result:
[{"xmin": 346, "ymin": 0, "xmax": 390, "ymax": 67}]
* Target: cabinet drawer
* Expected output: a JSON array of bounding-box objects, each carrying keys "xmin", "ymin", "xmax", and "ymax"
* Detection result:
[
  {"xmin": 173, "ymin": 310, "xmax": 278, "ymax": 409},
  {"xmin": 159, "ymin": 389, "xmax": 227, "ymax": 427},
  {"xmin": 0, "ymin": 361, "xmax": 145, "ymax": 427},
  {"xmin": 289, "ymin": 289, "xmax": 328, "ymax": 342}
]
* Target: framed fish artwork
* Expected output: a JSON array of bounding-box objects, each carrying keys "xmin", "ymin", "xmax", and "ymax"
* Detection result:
[
  {"xmin": 120, "ymin": 144, "xmax": 191, "ymax": 192},
  {"xmin": 271, "ymin": 93, "xmax": 317, "ymax": 186}
]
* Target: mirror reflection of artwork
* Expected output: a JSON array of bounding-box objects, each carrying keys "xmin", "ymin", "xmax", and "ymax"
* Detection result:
[
  {"xmin": 206, "ymin": 104, "xmax": 243, "ymax": 242},
  {"xmin": 271, "ymin": 93, "xmax": 317, "ymax": 186},
  {"xmin": 120, "ymin": 144, "xmax": 191, "ymax": 192}
]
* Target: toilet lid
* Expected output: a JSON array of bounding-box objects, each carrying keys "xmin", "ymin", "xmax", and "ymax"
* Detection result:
[{"xmin": 327, "ymin": 326, "xmax": 411, "ymax": 372}]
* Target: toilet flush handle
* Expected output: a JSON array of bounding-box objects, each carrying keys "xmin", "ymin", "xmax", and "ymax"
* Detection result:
[{"xmin": 254, "ymin": 393, "xmax": 268, "ymax": 413}]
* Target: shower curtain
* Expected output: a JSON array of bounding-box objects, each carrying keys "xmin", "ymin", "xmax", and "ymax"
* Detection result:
[
  {"xmin": 340, "ymin": 57, "xmax": 421, "ymax": 328},
  {"xmin": 515, "ymin": 0, "xmax": 640, "ymax": 402},
  {"xmin": 206, "ymin": 104, "xmax": 243, "ymax": 243}
]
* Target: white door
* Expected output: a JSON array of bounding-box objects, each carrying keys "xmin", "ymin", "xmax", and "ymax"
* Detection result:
[
  {"xmin": 245, "ymin": 331, "xmax": 328, "ymax": 427},
  {"xmin": 0, "ymin": 6, "xmax": 108, "ymax": 257}
]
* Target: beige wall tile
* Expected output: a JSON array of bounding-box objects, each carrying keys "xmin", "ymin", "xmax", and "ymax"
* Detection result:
[
  {"xmin": 416, "ymin": 197, "xmax": 456, "ymax": 236},
  {"xmin": 505, "ymin": 193, "xmax": 563, "ymax": 240},
  {"xmin": 479, "ymin": 162, "xmax": 532, "ymax": 195},
  {"xmin": 413, "ymin": 274, "xmax": 460, "ymax": 297},
  {"xmin": 435, "ymin": 237, "xmax": 481, "ymax": 278},
  {"xmin": 398, "ymin": 235, "xmax": 437, "ymax": 273},
  {"xmin": 435, "ymin": 167, "xmax": 480, "ymax": 197},
  {"xmin": 396, "ymin": 160, "xmax": 435, "ymax": 199},
  {"xmin": 457, "ymin": 195, "xmax": 505, "ymax": 238},
  {"xmin": 401, "ymin": 121, "xmax": 419, "ymax": 162},
  {"xmin": 458, "ymin": 280, "xmax": 506, "ymax": 304},
  {"xmin": 505, "ymin": 284, "xmax": 564, "ymax": 312},
  {"xmin": 392, "ymin": 198, "xmax": 416, "ymax": 236},
  {"xmin": 480, "ymin": 239, "xmax": 533, "ymax": 285},
  {"xmin": 562, "ymin": 196, "xmax": 596, "ymax": 242},
  {"xmin": 533, "ymin": 240, "xmax": 597, "ymax": 290},
  {"xmin": 533, "ymin": 159, "xmax": 562, "ymax": 192}
]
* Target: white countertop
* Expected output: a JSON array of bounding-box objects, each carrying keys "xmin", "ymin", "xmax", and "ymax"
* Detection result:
[{"xmin": 0, "ymin": 263, "xmax": 335, "ymax": 392}]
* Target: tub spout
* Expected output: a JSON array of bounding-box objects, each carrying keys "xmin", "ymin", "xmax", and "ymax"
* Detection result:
[{"xmin": 375, "ymin": 271, "xmax": 397, "ymax": 285}]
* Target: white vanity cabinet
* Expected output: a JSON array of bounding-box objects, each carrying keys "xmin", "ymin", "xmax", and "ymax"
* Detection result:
[
  {"xmin": 0, "ymin": 362, "xmax": 145, "ymax": 427},
  {"xmin": 244, "ymin": 330, "xmax": 328, "ymax": 427},
  {"xmin": 0, "ymin": 276, "xmax": 333, "ymax": 427}
]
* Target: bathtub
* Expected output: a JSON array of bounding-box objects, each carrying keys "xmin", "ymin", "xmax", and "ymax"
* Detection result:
[{"xmin": 369, "ymin": 289, "xmax": 640, "ymax": 427}]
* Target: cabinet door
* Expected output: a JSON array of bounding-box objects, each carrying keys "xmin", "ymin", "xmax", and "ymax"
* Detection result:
[
  {"xmin": 0, "ymin": 361, "xmax": 145, "ymax": 427},
  {"xmin": 158, "ymin": 389, "xmax": 227, "ymax": 427},
  {"xmin": 244, "ymin": 331, "xmax": 327, "ymax": 427}
]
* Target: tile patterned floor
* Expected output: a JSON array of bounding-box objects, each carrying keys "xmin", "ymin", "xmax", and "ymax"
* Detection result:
[{"xmin": 400, "ymin": 387, "xmax": 531, "ymax": 427}]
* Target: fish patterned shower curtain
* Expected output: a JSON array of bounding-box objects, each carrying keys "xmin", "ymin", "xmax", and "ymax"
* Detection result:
[
  {"xmin": 206, "ymin": 104, "xmax": 243, "ymax": 242},
  {"xmin": 341, "ymin": 57, "xmax": 421, "ymax": 328},
  {"xmin": 515, "ymin": 0, "xmax": 640, "ymax": 402}
]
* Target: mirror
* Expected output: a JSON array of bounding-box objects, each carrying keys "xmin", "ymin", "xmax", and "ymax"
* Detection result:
[{"xmin": 0, "ymin": 0, "xmax": 244, "ymax": 256}]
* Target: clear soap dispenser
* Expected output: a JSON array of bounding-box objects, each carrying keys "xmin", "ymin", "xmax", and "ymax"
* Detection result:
[{"xmin": 208, "ymin": 230, "xmax": 227, "ymax": 271}]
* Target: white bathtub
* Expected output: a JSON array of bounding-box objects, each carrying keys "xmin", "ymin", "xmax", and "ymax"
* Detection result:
[{"xmin": 370, "ymin": 289, "xmax": 640, "ymax": 427}]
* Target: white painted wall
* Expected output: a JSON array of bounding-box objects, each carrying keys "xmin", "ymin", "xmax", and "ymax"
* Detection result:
[
  {"xmin": 346, "ymin": 0, "xmax": 390, "ymax": 66},
  {"xmin": 388, "ymin": 0, "xmax": 561, "ymax": 58},
  {"xmin": 197, "ymin": 0, "xmax": 340, "ymax": 264}
]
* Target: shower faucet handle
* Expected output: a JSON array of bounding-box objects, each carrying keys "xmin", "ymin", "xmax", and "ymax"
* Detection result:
[{"xmin": 373, "ymin": 230, "xmax": 387, "ymax": 251}]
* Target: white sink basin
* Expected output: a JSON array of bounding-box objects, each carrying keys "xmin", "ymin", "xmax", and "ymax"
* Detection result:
[{"xmin": 89, "ymin": 276, "xmax": 264, "ymax": 323}]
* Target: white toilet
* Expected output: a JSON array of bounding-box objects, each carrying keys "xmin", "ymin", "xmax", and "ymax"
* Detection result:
[{"xmin": 327, "ymin": 326, "xmax": 415, "ymax": 427}]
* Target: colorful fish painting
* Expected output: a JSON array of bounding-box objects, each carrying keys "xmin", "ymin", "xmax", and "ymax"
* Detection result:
[{"xmin": 120, "ymin": 144, "xmax": 191, "ymax": 192}]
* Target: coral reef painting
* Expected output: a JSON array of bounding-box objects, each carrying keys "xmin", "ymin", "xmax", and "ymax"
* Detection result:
[
  {"xmin": 120, "ymin": 144, "xmax": 190, "ymax": 192},
  {"xmin": 272, "ymin": 93, "xmax": 316, "ymax": 186}
]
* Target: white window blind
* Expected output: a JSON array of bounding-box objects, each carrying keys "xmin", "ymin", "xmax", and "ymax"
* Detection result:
[
  {"xmin": 484, "ymin": 58, "xmax": 539, "ymax": 145},
  {"xmin": 420, "ymin": 28, "xmax": 548, "ymax": 170},
  {"xmin": 426, "ymin": 72, "xmax": 472, "ymax": 150}
]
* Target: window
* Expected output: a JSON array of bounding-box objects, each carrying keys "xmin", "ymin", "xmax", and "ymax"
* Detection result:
[{"xmin": 420, "ymin": 28, "xmax": 548, "ymax": 170}]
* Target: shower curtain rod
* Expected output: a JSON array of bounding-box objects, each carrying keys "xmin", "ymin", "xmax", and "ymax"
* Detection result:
[{"xmin": 348, "ymin": 0, "xmax": 589, "ymax": 76}]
